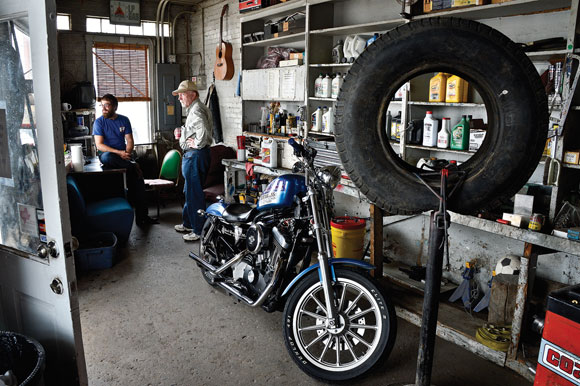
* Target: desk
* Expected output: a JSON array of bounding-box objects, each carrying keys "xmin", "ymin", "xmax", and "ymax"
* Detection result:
[{"xmin": 69, "ymin": 157, "xmax": 127, "ymax": 203}]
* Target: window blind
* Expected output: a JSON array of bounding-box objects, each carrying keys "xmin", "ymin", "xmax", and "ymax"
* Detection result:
[{"xmin": 93, "ymin": 42, "xmax": 150, "ymax": 101}]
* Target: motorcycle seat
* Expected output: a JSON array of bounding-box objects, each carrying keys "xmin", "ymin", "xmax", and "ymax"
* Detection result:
[{"xmin": 223, "ymin": 203, "xmax": 257, "ymax": 223}]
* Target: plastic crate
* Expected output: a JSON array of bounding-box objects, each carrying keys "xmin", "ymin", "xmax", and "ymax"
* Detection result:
[{"xmin": 74, "ymin": 232, "xmax": 117, "ymax": 270}]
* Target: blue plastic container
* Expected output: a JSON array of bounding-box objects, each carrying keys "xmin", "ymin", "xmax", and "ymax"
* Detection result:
[{"xmin": 75, "ymin": 232, "xmax": 118, "ymax": 270}]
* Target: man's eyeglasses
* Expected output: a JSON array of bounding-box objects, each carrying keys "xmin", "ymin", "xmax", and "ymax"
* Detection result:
[{"xmin": 100, "ymin": 103, "xmax": 112, "ymax": 108}]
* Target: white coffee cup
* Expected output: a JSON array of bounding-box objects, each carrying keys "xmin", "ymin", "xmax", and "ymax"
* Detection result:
[{"xmin": 62, "ymin": 102, "xmax": 72, "ymax": 111}]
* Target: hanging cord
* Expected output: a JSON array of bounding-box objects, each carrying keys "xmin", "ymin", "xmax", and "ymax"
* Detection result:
[{"xmin": 414, "ymin": 164, "xmax": 467, "ymax": 271}]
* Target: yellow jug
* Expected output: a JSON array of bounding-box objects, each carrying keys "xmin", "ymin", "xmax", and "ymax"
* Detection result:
[
  {"xmin": 446, "ymin": 75, "xmax": 468, "ymax": 103},
  {"xmin": 429, "ymin": 72, "xmax": 448, "ymax": 102}
]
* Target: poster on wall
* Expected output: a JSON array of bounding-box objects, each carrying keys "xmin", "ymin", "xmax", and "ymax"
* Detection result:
[{"xmin": 109, "ymin": 0, "xmax": 141, "ymax": 26}]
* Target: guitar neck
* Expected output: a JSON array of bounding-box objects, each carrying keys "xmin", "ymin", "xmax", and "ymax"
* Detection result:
[{"xmin": 219, "ymin": 4, "xmax": 228, "ymax": 44}]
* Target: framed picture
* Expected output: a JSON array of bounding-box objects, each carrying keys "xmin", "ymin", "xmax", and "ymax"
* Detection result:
[{"xmin": 109, "ymin": 0, "xmax": 140, "ymax": 26}]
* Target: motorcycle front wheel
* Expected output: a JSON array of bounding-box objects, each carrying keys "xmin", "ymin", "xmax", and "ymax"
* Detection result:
[{"xmin": 282, "ymin": 268, "xmax": 396, "ymax": 381}]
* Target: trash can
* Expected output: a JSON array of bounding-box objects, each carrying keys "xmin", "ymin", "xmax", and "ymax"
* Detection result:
[
  {"xmin": 534, "ymin": 284, "xmax": 580, "ymax": 385},
  {"xmin": 0, "ymin": 331, "xmax": 45, "ymax": 386},
  {"xmin": 330, "ymin": 216, "xmax": 366, "ymax": 259}
]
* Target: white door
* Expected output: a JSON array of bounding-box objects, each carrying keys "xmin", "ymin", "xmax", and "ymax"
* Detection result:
[{"xmin": 0, "ymin": 0, "xmax": 87, "ymax": 385}]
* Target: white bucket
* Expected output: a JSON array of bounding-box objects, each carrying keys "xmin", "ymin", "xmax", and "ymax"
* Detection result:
[{"xmin": 70, "ymin": 144, "xmax": 84, "ymax": 172}]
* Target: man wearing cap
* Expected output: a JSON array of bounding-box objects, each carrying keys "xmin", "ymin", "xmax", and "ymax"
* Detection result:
[
  {"xmin": 93, "ymin": 93, "xmax": 157, "ymax": 226},
  {"xmin": 172, "ymin": 80, "xmax": 213, "ymax": 241}
]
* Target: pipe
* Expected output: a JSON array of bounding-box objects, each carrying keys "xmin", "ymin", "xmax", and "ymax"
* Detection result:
[
  {"xmin": 155, "ymin": 0, "xmax": 193, "ymax": 63},
  {"xmin": 171, "ymin": 10, "xmax": 197, "ymax": 56}
]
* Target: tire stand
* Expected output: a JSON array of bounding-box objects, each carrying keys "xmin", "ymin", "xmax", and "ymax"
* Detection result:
[{"xmin": 413, "ymin": 164, "xmax": 464, "ymax": 386}]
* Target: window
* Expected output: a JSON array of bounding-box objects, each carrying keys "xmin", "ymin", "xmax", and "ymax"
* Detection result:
[
  {"xmin": 93, "ymin": 42, "xmax": 151, "ymax": 143},
  {"xmin": 86, "ymin": 17, "xmax": 169, "ymax": 37},
  {"xmin": 57, "ymin": 14, "xmax": 71, "ymax": 31}
]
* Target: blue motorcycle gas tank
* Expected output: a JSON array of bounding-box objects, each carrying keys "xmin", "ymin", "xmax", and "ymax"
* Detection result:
[{"xmin": 257, "ymin": 174, "xmax": 307, "ymax": 211}]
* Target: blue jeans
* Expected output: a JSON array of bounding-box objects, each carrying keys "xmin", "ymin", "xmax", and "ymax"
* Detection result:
[
  {"xmin": 182, "ymin": 147, "xmax": 211, "ymax": 234},
  {"xmin": 99, "ymin": 152, "xmax": 148, "ymax": 219}
]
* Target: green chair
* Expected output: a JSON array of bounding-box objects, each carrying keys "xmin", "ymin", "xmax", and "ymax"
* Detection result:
[{"xmin": 144, "ymin": 149, "xmax": 182, "ymax": 219}]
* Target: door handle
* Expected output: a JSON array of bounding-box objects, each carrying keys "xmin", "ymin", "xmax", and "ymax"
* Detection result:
[{"xmin": 50, "ymin": 278, "xmax": 64, "ymax": 295}]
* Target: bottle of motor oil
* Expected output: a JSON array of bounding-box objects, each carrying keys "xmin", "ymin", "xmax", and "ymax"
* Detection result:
[
  {"xmin": 331, "ymin": 73, "xmax": 343, "ymax": 99},
  {"xmin": 311, "ymin": 107, "xmax": 322, "ymax": 131},
  {"xmin": 429, "ymin": 72, "xmax": 448, "ymax": 103},
  {"xmin": 366, "ymin": 33, "xmax": 380, "ymax": 47},
  {"xmin": 437, "ymin": 117, "xmax": 451, "ymax": 148},
  {"xmin": 322, "ymin": 106, "xmax": 334, "ymax": 133},
  {"xmin": 446, "ymin": 75, "xmax": 468, "ymax": 103},
  {"xmin": 422, "ymin": 111, "xmax": 439, "ymax": 147},
  {"xmin": 314, "ymin": 74, "xmax": 323, "ymax": 97},
  {"xmin": 450, "ymin": 115, "xmax": 470, "ymax": 150},
  {"xmin": 321, "ymin": 74, "xmax": 332, "ymax": 98},
  {"xmin": 391, "ymin": 111, "xmax": 402, "ymax": 141},
  {"xmin": 332, "ymin": 40, "xmax": 344, "ymax": 64},
  {"xmin": 385, "ymin": 110, "xmax": 392, "ymax": 137}
]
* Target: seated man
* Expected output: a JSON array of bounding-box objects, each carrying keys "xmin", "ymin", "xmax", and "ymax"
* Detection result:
[{"xmin": 93, "ymin": 93, "xmax": 157, "ymax": 226}]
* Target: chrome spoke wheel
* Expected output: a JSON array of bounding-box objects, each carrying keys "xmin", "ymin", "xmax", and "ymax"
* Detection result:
[{"xmin": 291, "ymin": 277, "xmax": 383, "ymax": 372}]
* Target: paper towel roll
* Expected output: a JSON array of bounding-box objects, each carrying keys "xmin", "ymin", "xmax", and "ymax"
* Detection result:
[
  {"xmin": 237, "ymin": 149, "xmax": 245, "ymax": 162},
  {"xmin": 71, "ymin": 145, "xmax": 84, "ymax": 172}
]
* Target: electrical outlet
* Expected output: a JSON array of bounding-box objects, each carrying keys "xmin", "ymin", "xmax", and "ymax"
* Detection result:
[{"xmin": 168, "ymin": 55, "xmax": 176, "ymax": 63}]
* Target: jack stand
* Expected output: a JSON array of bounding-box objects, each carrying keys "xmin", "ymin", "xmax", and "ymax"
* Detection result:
[{"xmin": 415, "ymin": 167, "xmax": 450, "ymax": 386}]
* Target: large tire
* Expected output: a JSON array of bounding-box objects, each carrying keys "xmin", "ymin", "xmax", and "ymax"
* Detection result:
[
  {"xmin": 282, "ymin": 268, "xmax": 396, "ymax": 381},
  {"xmin": 334, "ymin": 17, "xmax": 548, "ymax": 215}
]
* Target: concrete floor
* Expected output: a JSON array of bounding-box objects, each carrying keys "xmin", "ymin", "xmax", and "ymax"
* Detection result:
[{"xmin": 77, "ymin": 202, "xmax": 532, "ymax": 386}]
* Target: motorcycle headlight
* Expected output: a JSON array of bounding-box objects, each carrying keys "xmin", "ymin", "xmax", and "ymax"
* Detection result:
[{"xmin": 317, "ymin": 166, "xmax": 341, "ymax": 189}]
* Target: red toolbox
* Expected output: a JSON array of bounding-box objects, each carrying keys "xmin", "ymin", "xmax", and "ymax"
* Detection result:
[{"xmin": 535, "ymin": 284, "xmax": 580, "ymax": 385}]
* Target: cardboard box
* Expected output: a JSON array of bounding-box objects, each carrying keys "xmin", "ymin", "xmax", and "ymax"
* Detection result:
[
  {"xmin": 282, "ymin": 17, "xmax": 305, "ymax": 33},
  {"xmin": 279, "ymin": 59, "xmax": 303, "ymax": 67},
  {"xmin": 289, "ymin": 52, "xmax": 304, "ymax": 60},
  {"xmin": 239, "ymin": 0, "xmax": 263, "ymax": 13},
  {"xmin": 452, "ymin": 0, "xmax": 488, "ymax": 7},
  {"xmin": 469, "ymin": 129, "xmax": 486, "ymax": 152},
  {"xmin": 424, "ymin": 0, "xmax": 452, "ymax": 13},
  {"xmin": 564, "ymin": 150, "xmax": 580, "ymax": 165}
]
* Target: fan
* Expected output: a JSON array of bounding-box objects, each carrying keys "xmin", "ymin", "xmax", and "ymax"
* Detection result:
[{"xmin": 396, "ymin": 0, "xmax": 419, "ymax": 19}]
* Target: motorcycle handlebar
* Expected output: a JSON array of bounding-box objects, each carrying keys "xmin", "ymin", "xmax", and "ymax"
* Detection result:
[{"xmin": 288, "ymin": 138, "xmax": 305, "ymax": 156}]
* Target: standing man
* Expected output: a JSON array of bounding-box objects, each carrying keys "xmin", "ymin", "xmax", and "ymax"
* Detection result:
[
  {"xmin": 173, "ymin": 80, "xmax": 213, "ymax": 241},
  {"xmin": 93, "ymin": 93, "xmax": 157, "ymax": 226}
]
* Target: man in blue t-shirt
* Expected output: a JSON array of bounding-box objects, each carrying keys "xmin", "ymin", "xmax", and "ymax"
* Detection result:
[{"xmin": 93, "ymin": 94, "xmax": 157, "ymax": 226}]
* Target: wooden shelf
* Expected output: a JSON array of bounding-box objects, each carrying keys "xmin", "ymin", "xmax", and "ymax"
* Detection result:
[
  {"xmin": 310, "ymin": 17, "xmax": 406, "ymax": 36},
  {"xmin": 242, "ymin": 32, "xmax": 306, "ymax": 48},
  {"xmin": 240, "ymin": 0, "xmax": 306, "ymax": 23},
  {"xmin": 405, "ymin": 144, "xmax": 473, "ymax": 155},
  {"xmin": 243, "ymin": 131, "xmax": 295, "ymax": 141},
  {"xmin": 449, "ymin": 212, "xmax": 580, "ymax": 255},
  {"xmin": 309, "ymin": 63, "xmax": 352, "ymax": 68},
  {"xmin": 414, "ymin": 0, "xmax": 571, "ymax": 21},
  {"xmin": 309, "ymin": 97, "xmax": 336, "ymax": 102},
  {"xmin": 408, "ymin": 101, "xmax": 486, "ymax": 108}
]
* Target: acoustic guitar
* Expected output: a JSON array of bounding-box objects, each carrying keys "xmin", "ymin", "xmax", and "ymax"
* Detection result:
[{"xmin": 214, "ymin": 4, "xmax": 234, "ymax": 81}]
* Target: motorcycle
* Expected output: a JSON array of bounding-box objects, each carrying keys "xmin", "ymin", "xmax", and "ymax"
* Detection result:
[{"xmin": 190, "ymin": 138, "xmax": 397, "ymax": 381}]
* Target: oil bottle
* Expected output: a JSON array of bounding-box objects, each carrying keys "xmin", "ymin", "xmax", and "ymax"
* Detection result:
[
  {"xmin": 446, "ymin": 75, "xmax": 469, "ymax": 103},
  {"xmin": 422, "ymin": 111, "xmax": 439, "ymax": 147},
  {"xmin": 450, "ymin": 115, "xmax": 470, "ymax": 150},
  {"xmin": 429, "ymin": 72, "xmax": 448, "ymax": 103}
]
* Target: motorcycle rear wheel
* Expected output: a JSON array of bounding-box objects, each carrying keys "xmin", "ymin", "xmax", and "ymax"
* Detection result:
[{"xmin": 282, "ymin": 268, "xmax": 396, "ymax": 381}]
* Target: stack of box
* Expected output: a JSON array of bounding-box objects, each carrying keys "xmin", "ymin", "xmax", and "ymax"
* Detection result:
[{"xmin": 424, "ymin": 0, "xmax": 489, "ymax": 13}]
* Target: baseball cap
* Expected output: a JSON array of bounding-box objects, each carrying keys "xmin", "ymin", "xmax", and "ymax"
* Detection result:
[{"xmin": 172, "ymin": 80, "xmax": 198, "ymax": 95}]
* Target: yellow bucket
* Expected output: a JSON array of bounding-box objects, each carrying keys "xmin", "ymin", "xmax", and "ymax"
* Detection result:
[{"xmin": 331, "ymin": 217, "xmax": 366, "ymax": 259}]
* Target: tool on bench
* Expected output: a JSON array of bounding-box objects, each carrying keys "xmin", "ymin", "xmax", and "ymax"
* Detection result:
[{"xmin": 449, "ymin": 260, "xmax": 479, "ymax": 310}]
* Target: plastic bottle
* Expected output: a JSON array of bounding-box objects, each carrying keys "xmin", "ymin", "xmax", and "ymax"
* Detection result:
[
  {"xmin": 446, "ymin": 75, "xmax": 469, "ymax": 103},
  {"xmin": 450, "ymin": 115, "xmax": 470, "ymax": 150},
  {"xmin": 429, "ymin": 72, "xmax": 448, "ymax": 103},
  {"xmin": 331, "ymin": 73, "xmax": 343, "ymax": 99},
  {"xmin": 321, "ymin": 74, "xmax": 332, "ymax": 98},
  {"xmin": 385, "ymin": 110, "xmax": 392, "ymax": 137},
  {"xmin": 422, "ymin": 111, "xmax": 439, "ymax": 147},
  {"xmin": 322, "ymin": 106, "xmax": 334, "ymax": 133},
  {"xmin": 332, "ymin": 40, "xmax": 344, "ymax": 64},
  {"xmin": 314, "ymin": 74, "xmax": 323, "ymax": 97},
  {"xmin": 437, "ymin": 117, "xmax": 451, "ymax": 149},
  {"xmin": 391, "ymin": 111, "xmax": 402, "ymax": 141},
  {"xmin": 260, "ymin": 138, "xmax": 278, "ymax": 168},
  {"xmin": 366, "ymin": 33, "xmax": 380, "ymax": 47},
  {"xmin": 311, "ymin": 107, "xmax": 322, "ymax": 132}
]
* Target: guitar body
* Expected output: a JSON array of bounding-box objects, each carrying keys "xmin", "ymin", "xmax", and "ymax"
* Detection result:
[
  {"xmin": 214, "ymin": 41, "xmax": 234, "ymax": 81},
  {"xmin": 214, "ymin": 4, "xmax": 235, "ymax": 81}
]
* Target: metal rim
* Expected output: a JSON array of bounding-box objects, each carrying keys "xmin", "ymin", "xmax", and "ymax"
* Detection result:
[{"xmin": 291, "ymin": 277, "xmax": 383, "ymax": 372}]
